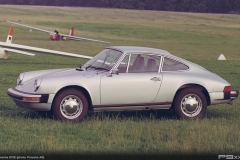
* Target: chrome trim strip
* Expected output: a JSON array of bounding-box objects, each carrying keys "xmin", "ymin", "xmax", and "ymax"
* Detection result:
[
  {"xmin": 93, "ymin": 104, "xmax": 171, "ymax": 112},
  {"xmin": 126, "ymin": 54, "xmax": 131, "ymax": 73},
  {"xmin": 93, "ymin": 102, "xmax": 172, "ymax": 108},
  {"xmin": 159, "ymin": 56, "xmax": 163, "ymax": 73}
]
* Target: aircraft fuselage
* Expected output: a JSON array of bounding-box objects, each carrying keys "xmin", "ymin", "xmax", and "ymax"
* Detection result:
[{"xmin": 50, "ymin": 34, "xmax": 68, "ymax": 41}]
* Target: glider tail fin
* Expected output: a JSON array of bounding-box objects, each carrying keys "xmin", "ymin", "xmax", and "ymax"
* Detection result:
[
  {"xmin": 69, "ymin": 26, "xmax": 74, "ymax": 36},
  {"xmin": 6, "ymin": 27, "xmax": 13, "ymax": 44}
]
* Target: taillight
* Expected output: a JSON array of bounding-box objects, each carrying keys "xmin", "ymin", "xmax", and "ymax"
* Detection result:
[
  {"xmin": 223, "ymin": 86, "xmax": 232, "ymax": 99},
  {"xmin": 223, "ymin": 86, "xmax": 232, "ymax": 92}
]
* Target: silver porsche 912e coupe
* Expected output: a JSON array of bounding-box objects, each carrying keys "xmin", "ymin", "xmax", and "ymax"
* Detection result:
[{"xmin": 7, "ymin": 46, "xmax": 238, "ymax": 122}]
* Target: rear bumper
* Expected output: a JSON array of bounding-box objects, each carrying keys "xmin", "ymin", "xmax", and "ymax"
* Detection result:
[
  {"xmin": 230, "ymin": 89, "xmax": 239, "ymax": 99},
  {"xmin": 227, "ymin": 89, "xmax": 239, "ymax": 104},
  {"xmin": 210, "ymin": 89, "xmax": 238, "ymax": 105},
  {"xmin": 224, "ymin": 89, "xmax": 239, "ymax": 100}
]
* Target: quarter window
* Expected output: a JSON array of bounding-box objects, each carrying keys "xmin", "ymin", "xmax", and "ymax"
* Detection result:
[{"xmin": 162, "ymin": 57, "xmax": 189, "ymax": 71}]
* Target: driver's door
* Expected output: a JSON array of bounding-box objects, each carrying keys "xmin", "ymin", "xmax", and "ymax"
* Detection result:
[{"xmin": 100, "ymin": 53, "xmax": 162, "ymax": 105}]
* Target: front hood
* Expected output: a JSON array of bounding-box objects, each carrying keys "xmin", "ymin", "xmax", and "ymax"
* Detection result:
[
  {"xmin": 20, "ymin": 68, "xmax": 72, "ymax": 84},
  {"xmin": 36, "ymin": 68, "xmax": 100, "ymax": 79},
  {"xmin": 16, "ymin": 68, "xmax": 106, "ymax": 92}
]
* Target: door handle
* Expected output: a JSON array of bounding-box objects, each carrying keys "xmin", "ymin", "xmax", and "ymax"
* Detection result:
[{"xmin": 150, "ymin": 77, "xmax": 161, "ymax": 81}]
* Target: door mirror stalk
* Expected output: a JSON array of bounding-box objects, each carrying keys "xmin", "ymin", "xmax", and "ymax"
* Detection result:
[{"xmin": 107, "ymin": 69, "xmax": 119, "ymax": 77}]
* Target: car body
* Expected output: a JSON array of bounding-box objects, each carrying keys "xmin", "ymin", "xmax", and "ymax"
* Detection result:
[{"xmin": 7, "ymin": 46, "xmax": 239, "ymax": 121}]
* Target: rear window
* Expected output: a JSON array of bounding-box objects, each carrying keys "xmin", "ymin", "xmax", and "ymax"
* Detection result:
[{"xmin": 162, "ymin": 57, "xmax": 189, "ymax": 71}]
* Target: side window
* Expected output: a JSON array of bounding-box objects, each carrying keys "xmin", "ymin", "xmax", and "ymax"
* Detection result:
[
  {"xmin": 162, "ymin": 57, "xmax": 189, "ymax": 71},
  {"xmin": 117, "ymin": 55, "xmax": 129, "ymax": 73},
  {"xmin": 128, "ymin": 54, "xmax": 139, "ymax": 73},
  {"xmin": 128, "ymin": 54, "xmax": 160, "ymax": 73},
  {"xmin": 143, "ymin": 55, "xmax": 160, "ymax": 72}
]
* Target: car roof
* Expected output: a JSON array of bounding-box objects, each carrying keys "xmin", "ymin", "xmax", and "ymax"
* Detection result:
[
  {"xmin": 105, "ymin": 46, "xmax": 212, "ymax": 73},
  {"xmin": 106, "ymin": 46, "xmax": 172, "ymax": 56}
]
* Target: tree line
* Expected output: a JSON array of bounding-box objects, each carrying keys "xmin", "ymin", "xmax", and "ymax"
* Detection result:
[{"xmin": 0, "ymin": 0, "xmax": 240, "ymax": 14}]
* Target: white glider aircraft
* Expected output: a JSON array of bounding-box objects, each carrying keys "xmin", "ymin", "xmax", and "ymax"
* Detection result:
[
  {"xmin": 0, "ymin": 27, "xmax": 93, "ymax": 59},
  {"xmin": 5, "ymin": 20, "xmax": 109, "ymax": 43}
]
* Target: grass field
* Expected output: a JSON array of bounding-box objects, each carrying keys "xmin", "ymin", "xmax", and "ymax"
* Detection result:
[{"xmin": 0, "ymin": 5, "xmax": 240, "ymax": 157}]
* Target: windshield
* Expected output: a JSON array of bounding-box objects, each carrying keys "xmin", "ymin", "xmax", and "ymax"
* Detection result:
[{"xmin": 82, "ymin": 49, "xmax": 123, "ymax": 71}]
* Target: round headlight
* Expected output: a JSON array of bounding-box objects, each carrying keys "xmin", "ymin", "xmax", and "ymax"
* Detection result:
[
  {"xmin": 17, "ymin": 73, "xmax": 24, "ymax": 85},
  {"xmin": 34, "ymin": 78, "xmax": 42, "ymax": 92}
]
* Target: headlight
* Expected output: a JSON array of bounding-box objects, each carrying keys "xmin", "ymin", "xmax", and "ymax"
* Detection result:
[
  {"xmin": 17, "ymin": 73, "xmax": 24, "ymax": 85},
  {"xmin": 34, "ymin": 78, "xmax": 42, "ymax": 92}
]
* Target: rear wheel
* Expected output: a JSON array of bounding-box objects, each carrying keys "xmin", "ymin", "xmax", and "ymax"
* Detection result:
[
  {"xmin": 173, "ymin": 88, "xmax": 207, "ymax": 120},
  {"xmin": 52, "ymin": 88, "xmax": 88, "ymax": 122}
]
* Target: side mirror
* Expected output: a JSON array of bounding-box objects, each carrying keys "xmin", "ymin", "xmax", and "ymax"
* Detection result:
[
  {"xmin": 107, "ymin": 69, "xmax": 119, "ymax": 77},
  {"xmin": 111, "ymin": 69, "xmax": 119, "ymax": 75}
]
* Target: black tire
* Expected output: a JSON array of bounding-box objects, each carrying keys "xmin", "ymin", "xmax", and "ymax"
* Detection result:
[
  {"xmin": 52, "ymin": 88, "xmax": 88, "ymax": 122},
  {"xmin": 173, "ymin": 88, "xmax": 207, "ymax": 120}
]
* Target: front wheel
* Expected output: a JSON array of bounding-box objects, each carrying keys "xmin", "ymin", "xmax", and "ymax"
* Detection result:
[
  {"xmin": 173, "ymin": 88, "xmax": 207, "ymax": 120},
  {"xmin": 52, "ymin": 89, "xmax": 88, "ymax": 122}
]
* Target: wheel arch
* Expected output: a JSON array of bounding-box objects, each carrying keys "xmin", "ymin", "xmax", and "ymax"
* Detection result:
[
  {"xmin": 171, "ymin": 83, "xmax": 210, "ymax": 108},
  {"xmin": 51, "ymin": 85, "xmax": 93, "ymax": 111}
]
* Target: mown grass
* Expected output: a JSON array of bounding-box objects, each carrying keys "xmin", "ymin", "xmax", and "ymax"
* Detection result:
[{"xmin": 0, "ymin": 5, "xmax": 239, "ymax": 156}]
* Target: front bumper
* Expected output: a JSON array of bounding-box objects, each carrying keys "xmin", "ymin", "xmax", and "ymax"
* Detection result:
[{"xmin": 7, "ymin": 88, "xmax": 51, "ymax": 111}]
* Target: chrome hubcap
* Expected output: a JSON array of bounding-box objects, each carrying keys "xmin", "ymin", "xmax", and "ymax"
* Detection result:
[
  {"xmin": 181, "ymin": 94, "xmax": 202, "ymax": 117},
  {"xmin": 60, "ymin": 95, "xmax": 83, "ymax": 119}
]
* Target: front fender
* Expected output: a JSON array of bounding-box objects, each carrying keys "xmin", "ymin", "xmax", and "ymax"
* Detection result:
[{"xmin": 38, "ymin": 74, "xmax": 102, "ymax": 105}]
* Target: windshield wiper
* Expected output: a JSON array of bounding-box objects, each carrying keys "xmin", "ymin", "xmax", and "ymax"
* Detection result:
[
  {"xmin": 94, "ymin": 67, "xmax": 109, "ymax": 71},
  {"xmin": 86, "ymin": 65, "xmax": 109, "ymax": 71},
  {"xmin": 85, "ymin": 65, "xmax": 95, "ymax": 70},
  {"xmin": 76, "ymin": 64, "xmax": 93, "ymax": 71},
  {"xmin": 76, "ymin": 65, "xmax": 84, "ymax": 71}
]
